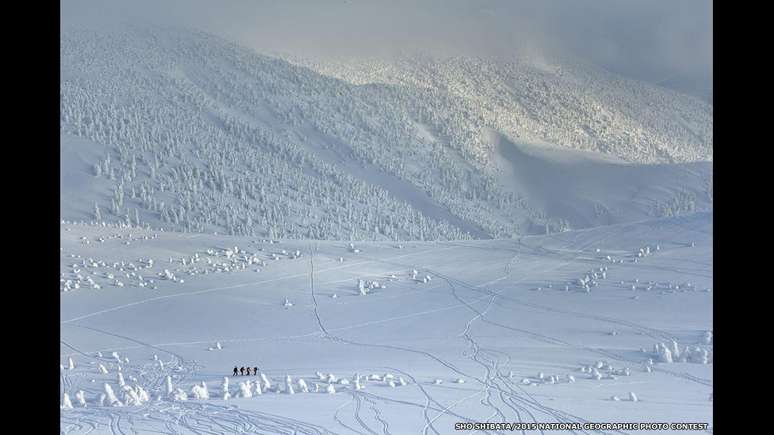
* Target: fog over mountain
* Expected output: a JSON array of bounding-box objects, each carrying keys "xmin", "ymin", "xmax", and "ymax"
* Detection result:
[{"xmin": 62, "ymin": 0, "xmax": 712, "ymax": 100}]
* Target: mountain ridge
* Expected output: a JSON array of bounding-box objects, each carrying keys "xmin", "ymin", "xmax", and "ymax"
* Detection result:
[{"xmin": 60, "ymin": 25, "xmax": 712, "ymax": 240}]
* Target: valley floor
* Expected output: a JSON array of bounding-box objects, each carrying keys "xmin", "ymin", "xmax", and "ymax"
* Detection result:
[{"xmin": 60, "ymin": 212, "xmax": 713, "ymax": 434}]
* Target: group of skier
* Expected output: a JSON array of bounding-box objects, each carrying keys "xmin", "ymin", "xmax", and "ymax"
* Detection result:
[{"xmin": 233, "ymin": 366, "xmax": 259, "ymax": 376}]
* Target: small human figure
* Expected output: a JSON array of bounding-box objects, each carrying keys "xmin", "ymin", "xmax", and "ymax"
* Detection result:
[
  {"xmin": 233, "ymin": 366, "xmax": 238, "ymax": 376},
  {"xmin": 240, "ymin": 367, "xmax": 245, "ymax": 376},
  {"xmin": 253, "ymin": 367, "xmax": 259, "ymax": 376}
]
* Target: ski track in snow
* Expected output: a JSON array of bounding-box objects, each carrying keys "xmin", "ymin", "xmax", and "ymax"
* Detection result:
[
  {"xmin": 357, "ymin": 220, "xmax": 708, "ymax": 433},
  {"xmin": 436, "ymin": 233, "xmax": 624, "ymax": 435},
  {"xmin": 306, "ymin": 236, "xmax": 613, "ymax": 435},
  {"xmin": 61, "ymin": 215, "xmax": 712, "ymax": 434},
  {"xmin": 62, "ymin": 402, "xmax": 342, "ymax": 435},
  {"xmin": 62, "ymin": 245, "xmax": 460, "ymax": 324}
]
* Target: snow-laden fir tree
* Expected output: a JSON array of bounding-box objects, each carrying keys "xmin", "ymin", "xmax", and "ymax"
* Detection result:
[
  {"xmin": 172, "ymin": 388, "xmax": 188, "ymax": 401},
  {"xmin": 238, "ymin": 381, "xmax": 253, "ymax": 398},
  {"xmin": 654, "ymin": 343, "xmax": 673, "ymax": 363},
  {"xmin": 136, "ymin": 385, "xmax": 150, "ymax": 403},
  {"xmin": 222, "ymin": 377, "xmax": 230, "ymax": 400},
  {"xmin": 62, "ymin": 392, "xmax": 74, "ymax": 409},
  {"xmin": 297, "ymin": 378, "xmax": 309, "ymax": 393},
  {"xmin": 75, "ymin": 390, "xmax": 87, "ymax": 407},
  {"xmin": 104, "ymin": 383, "xmax": 122, "ymax": 406},
  {"xmin": 191, "ymin": 381, "xmax": 209, "ymax": 399},
  {"xmin": 670, "ymin": 340, "xmax": 681, "ymax": 360},
  {"xmin": 122, "ymin": 385, "xmax": 143, "ymax": 406},
  {"xmin": 285, "ymin": 375, "xmax": 295, "ymax": 394},
  {"xmin": 260, "ymin": 372, "xmax": 271, "ymax": 391}
]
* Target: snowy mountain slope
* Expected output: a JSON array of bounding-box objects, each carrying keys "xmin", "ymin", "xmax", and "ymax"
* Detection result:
[
  {"xmin": 60, "ymin": 212, "xmax": 713, "ymax": 433},
  {"xmin": 489, "ymin": 134, "xmax": 712, "ymax": 230},
  {"xmin": 287, "ymin": 54, "xmax": 713, "ymax": 163},
  {"xmin": 60, "ymin": 26, "xmax": 712, "ymax": 240}
]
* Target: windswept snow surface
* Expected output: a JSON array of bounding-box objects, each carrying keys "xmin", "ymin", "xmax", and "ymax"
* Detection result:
[{"xmin": 61, "ymin": 213, "xmax": 713, "ymax": 434}]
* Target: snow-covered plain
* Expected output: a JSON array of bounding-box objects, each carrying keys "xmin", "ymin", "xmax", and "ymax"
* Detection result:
[{"xmin": 61, "ymin": 212, "xmax": 712, "ymax": 434}]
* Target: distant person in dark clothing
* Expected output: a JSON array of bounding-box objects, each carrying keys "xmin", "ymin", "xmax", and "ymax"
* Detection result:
[
  {"xmin": 240, "ymin": 367, "xmax": 245, "ymax": 376},
  {"xmin": 233, "ymin": 366, "xmax": 238, "ymax": 376}
]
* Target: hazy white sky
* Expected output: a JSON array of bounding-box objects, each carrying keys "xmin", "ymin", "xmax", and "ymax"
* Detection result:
[{"xmin": 62, "ymin": 0, "xmax": 712, "ymax": 99}]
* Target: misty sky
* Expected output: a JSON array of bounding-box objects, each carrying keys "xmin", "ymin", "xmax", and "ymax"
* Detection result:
[{"xmin": 62, "ymin": 0, "xmax": 712, "ymax": 100}]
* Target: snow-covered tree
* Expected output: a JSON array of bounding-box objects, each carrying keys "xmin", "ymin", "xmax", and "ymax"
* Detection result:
[
  {"xmin": 172, "ymin": 388, "xmax": 188, "ymax": 401},
  {"xmin": 191, "ymin": 381, "xmax": 209, "ymax": 399},
  {"xmin": 670, "ymin": 340, "xmax": 681, "ymax": 360},
  {"xmin": 654, "ymin": 343, "xmax": 673, "ymax": 363},
  {"xmin": 222, "ymin": 377, "xmax": 230, "ymax": 400},
  {"xmin": 353, "ymin": 374, "xmax": 363, "ymax": 390},
  {"xmin": 122, "ymin": 385, "xmax": 143, "ymax": 406},
  {"xmin": 285, "ymin": 376, "xmax": 295, "ymax": 394},
  {"xmin": 238, "ymin": 381, "xmax": 253, "ymax": 398},
  {"xmin": 62, "ymin": 392, "xmax": 74, "ymax": 409},
  {"xmin": 75, "ymin": 390, "xmax": 87, "ymax": 407},
  {"xmin": 260, "ymin": 372, "xmax": 271, "ymax": 391},
  {"xmin": 136, "ymin": 386, "xmax": 150, "ymax": 403},
  {"xmin": 104, "ymin": 383, "xmax": 122, "ymax": 406}
]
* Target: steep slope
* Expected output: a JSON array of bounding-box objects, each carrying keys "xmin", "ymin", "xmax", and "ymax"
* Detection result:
[
  {"xmin": 60, "ymin": 25, "xmax": 712, "ymax": 240},
  {"xmin": 288, "ymin": 55, "xmax": 713, "ymax": 164},
  {"xmin": 489, "ymin": 133, "xmax": 712, "ymax": 230}
]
